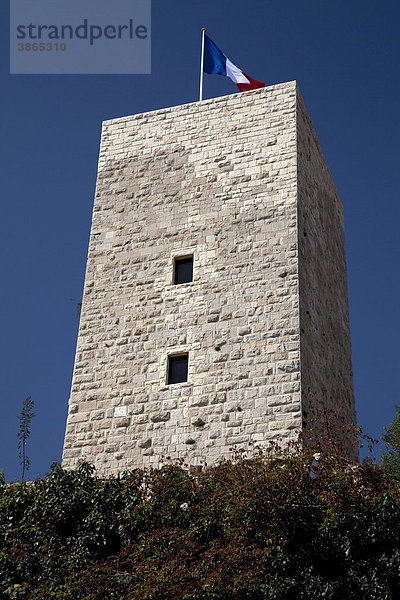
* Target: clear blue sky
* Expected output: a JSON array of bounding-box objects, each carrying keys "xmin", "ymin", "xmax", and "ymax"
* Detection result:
[{"xmin": 1, "ymin": 0, "xmax": 399, "ymax": 481}]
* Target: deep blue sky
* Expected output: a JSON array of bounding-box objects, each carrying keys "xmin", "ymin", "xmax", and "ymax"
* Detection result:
[{"xmin": 1, "ymin": 1, "xmax": 399, "ymax": 481}]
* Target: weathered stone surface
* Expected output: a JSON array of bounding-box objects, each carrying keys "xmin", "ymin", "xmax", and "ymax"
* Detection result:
[
  {"xmin": 62, "ymin": 82, "xmax": 355, "ymax": 474},
  {"xmin": 114, "ymin": 417, "xmax": 131, "ymax": 428},
  {"xmin": 150, "ymin": 412, "xmax": 171, "ymax": 423},
  {"xmin": 138, "ymin": 439, "xmax": 152, "ymax": 449}
]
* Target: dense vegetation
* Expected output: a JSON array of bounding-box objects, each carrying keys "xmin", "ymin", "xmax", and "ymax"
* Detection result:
[
  {"xmin": 1, "ymin": 434, "xmax": 400, "ymax": 600},
  {"xmin": 381, "ymin": 405, "xmax": 400, "ymax": 482}
]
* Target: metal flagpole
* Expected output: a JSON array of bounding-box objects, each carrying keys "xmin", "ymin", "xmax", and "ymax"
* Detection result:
[{"xmin": 199, "ymin": 28, "xmax": 206, "ymax": 101}]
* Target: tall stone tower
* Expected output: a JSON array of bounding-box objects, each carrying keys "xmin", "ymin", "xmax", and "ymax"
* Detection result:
[{"xmin": 62, "ymin": 81, "xmax": 355, "ymax": 474}]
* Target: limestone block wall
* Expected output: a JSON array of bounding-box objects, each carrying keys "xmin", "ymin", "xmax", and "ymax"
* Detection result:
[
  {"xmin": 296, "ymin": 89, "xmax": 356, "ymax": 427},
  {"xmin": 62, "ymin": 81, "xmax": 355, "ymax": 474}
]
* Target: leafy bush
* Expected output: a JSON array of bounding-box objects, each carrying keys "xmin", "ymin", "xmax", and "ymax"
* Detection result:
[
  {"xmin": 382, "ymin": 405, "xmax": 400, "ymax": 482},
  {"xmin": 1, "ymin": 438, "xmax": 400, "ymax": 600}
]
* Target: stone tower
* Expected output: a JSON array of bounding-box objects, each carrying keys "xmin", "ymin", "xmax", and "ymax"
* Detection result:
[{"xmin": 62, "ymin": 81, "xmax": 356, "ymax": 474}]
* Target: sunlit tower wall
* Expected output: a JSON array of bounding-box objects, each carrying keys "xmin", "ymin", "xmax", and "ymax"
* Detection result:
[{"xmin": 62, "ymin": 81, "xmax": 356, "ymax": 474}]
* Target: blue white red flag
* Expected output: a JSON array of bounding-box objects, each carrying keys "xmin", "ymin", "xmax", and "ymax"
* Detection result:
[{"xmin": 203, "ymin": 34, "xmax": 265, "ymax": 92}]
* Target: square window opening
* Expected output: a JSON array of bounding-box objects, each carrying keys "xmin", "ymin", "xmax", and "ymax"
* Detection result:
[
  {"xmin": 173, "ymin": 256, "xmax": 193, "ymax": 285},
  {"xmin": 167, "ymin": 353, "xmax": 189, "ymax": 385}
]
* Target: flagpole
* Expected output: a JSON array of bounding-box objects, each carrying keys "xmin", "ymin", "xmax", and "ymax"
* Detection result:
[{"xmin": 199, "ymin": 28, "xmax": 206, "ymax": 101}]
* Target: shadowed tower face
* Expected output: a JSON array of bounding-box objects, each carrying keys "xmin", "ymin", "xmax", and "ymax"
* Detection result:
[{"xmin": 62, "ymin": 81, "xmax": 356, "ymax": 475}]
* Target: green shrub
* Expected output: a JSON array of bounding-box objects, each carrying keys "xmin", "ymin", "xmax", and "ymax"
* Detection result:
[{"xmin": 1, "ymin": 446, "xmax": 400, "ymax": 599}]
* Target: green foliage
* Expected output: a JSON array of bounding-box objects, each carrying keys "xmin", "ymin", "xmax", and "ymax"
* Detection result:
[
  {"xmin": 1, "ymin": 445, "xmax": 400, "ymax": 599},
  {"xmin": 17, "ymin": 396, "xmax": 34, "ymax": 482},
  {"xmin": 381, "ymin": 405, "xmax": 400, "ymax": 481}
]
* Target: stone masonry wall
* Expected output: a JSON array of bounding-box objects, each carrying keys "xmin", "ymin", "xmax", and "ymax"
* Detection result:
[
  {"xmin": 62, "ymin": 82, "xmax": 303, "ymax": 474},
  {"xmin": 296, "ymin": 88, "xmax": 356, "ymax": 429},
  {"xmin": 62, "ymin": 81, "xmax": 356, "ymax": 474}
]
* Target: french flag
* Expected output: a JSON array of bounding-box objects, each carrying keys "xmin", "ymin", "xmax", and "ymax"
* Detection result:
[{"xmin": 203, "ymin": 34, "xmax": 265, "ymax": 92}]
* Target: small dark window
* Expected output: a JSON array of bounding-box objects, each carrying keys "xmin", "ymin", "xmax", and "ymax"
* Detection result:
[
  {"xmin": 168, "ymin": 354, "xmax": 189, "ymax": 384},
  {"xmin": 174, "ymin": 256, "xmax": 193, "ymax": 284}
]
